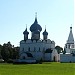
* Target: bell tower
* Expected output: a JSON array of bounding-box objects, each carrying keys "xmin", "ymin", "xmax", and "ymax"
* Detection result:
[{"xmin": 64, "ymin": 26, "xmax": 75, "ymax": 53}]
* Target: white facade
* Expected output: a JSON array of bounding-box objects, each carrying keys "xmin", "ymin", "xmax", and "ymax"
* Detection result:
[
  {"xmin": 60, "ymin": 26, "xmax": 75, "ymax": 62},
  {"xmin": 60, "ymin": 53, "xmax": 75, "ymax": 63},
  {"xmin": 20, "ymin": 38, "xmax": 57, "ymax": 61},
  {"xmin": 19, "ymin": 16, "xmax": 58, "ymax": 62}
]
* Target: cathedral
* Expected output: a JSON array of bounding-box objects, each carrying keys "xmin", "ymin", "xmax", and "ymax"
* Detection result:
[
  {"xmin": 19, "ymin": 14, "xmax": 58, "ymax": 63},
  {"xmin": 15, "ymin": 14, "xmax": 75, "ymax": 63}
]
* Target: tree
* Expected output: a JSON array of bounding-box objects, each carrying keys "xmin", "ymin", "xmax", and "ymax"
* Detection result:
[
  {"xmin": 55, "ymin": 46, "xmax": 63, "ymax": 54},
  {"xmin": 0, "ymin": 42, "xmax": 19, "ymax": 62},
  {"xmin": 12, "ymin": 47, "xmax": 19, "ymax": 59},
  {"xmin": 1, "ymin": 43, "xmax": 10, "ymax": 61},
  {"xmin": 0, "ymin": 44, "xmax": 2, "ymax": 59}
]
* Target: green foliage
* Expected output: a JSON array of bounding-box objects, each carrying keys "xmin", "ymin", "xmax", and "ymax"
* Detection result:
[
  {"xmin": 55, "ymin": 46, "xmax": 63, "ymax": 54},
  {"xmin": 0, "ymin": 42, "xmax": 19, "ymax": 62},
  {"xmin": 0, "ymin": 62, "xmax": 75, "ymax": 75},
  {"xmin": 0, "ymin": 44, "xmax": 2, "ymax": 58},
  {"xmin": 45, "ymin": 48, "xmax": 52, "ymax": 53}
]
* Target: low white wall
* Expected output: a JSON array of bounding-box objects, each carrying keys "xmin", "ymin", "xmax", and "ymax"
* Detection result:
[{"xmin": 60, "ymin": 54, "xmax": 75, "ymax": 62}]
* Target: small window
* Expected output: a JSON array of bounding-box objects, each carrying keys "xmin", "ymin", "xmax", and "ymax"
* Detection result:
[
  {"xmin": 72, "ymin": 45, "xmax": 74, "ymax": 48},
  {"xmin": 66, "ymin": 45, "xmax": 67, "ymax": 48},
  {"xmin": 39, "ymin": 47, "xmax": 40, "ymax": 52},
  {"xmin": 43, "ymin": 47, "xmax": 45, "ymax": 51},
  {"xmin": 68, "ymin": 45, "xmax": 70, "ymax": 49}
]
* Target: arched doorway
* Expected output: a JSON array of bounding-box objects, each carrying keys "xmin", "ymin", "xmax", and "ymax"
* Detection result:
[{"xmin": 53, "ymin": 56, "xmax": 55, "ymax": 62}]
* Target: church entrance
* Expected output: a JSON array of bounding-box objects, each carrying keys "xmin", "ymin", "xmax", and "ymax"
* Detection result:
[{"xmin": 53, "ymin": 56, "xmax": 55, "ymax": 62}]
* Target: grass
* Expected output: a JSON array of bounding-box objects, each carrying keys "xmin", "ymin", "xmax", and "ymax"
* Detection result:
[{"xmin": 0, "ymin": 62, "xmax": 75, "ymax": 75}]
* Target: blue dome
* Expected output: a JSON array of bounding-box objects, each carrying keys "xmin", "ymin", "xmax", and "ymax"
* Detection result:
[
  {"xmin": 43, "ymin": 29, "xmax": 48, "ymax": 35},
  {"xmin": 23, "ymin": 28, "xmax": 29, "ymax": 35},
  {"xmin": 30, "ymin": 18, "xmax": 42, "ymax": 32},
  {"xmin": 34, "ymin": 30, "xmax": 40, "ymax": 34}
]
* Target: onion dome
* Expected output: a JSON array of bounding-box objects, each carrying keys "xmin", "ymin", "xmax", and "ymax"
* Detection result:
[
  {"xmin": 30, "ymin": 13, "xmax": 42, "ymax": 32},
  {"xmin": 43, "ymin": 29, "xmax": 48, "ymax": 35},
  {"xmin": 23, "ymin": 28, "xmax": 29, "ymax": 35},
  {"xmin": 34, "ymin": 30, "xmax": 40, "ymax": 34}
]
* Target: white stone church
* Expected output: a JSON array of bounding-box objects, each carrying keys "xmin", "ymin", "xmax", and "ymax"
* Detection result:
[
  {"xmin": 60, "ymin": 26, "xmax": 75, "ymax": 62},
  {"xmin": 18, "ymin": 15, "xmax": 58, "ymax": 63},
  {"xmin": 17, "ymin": 14, "xmax": 75, "ymax": 63}
]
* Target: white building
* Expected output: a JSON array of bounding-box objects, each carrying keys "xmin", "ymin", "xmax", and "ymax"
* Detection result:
[
  {"xmin": 60, "ymin": 26, "xmax": 75, "ymax": 62},
  {"xmin": 19, "ymin": 15, "xmax": 58, "ymax": 63}
]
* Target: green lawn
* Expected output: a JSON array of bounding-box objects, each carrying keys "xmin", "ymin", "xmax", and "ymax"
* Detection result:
[{"xmin": 0, "ymin": 62, "xmax": 75, "ymax": 75}]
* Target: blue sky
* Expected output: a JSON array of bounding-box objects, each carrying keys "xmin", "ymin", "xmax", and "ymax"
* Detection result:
[{"xmin": 0, "ymin": 0, "xmax": 74, "ymax": 48}]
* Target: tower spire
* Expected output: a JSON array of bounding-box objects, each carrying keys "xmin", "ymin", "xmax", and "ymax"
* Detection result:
[
  {"xmin": 45, "ymin": 25, "xmax": 46, "ymax": 31},
  {"xmin": 26, "ymin": 24, "xmax": 27, "ymax": 28},
  {"xmin": 35, "ymin": 12, "xmax": 38, "ymax": 23},
  {"xmin": 35, "ymin": 12, "xmax": 37, "ymax": 19},
  {"xmin": 70, "ymin": 24, "xmax": 72, "ymax": 31},
  {"xmin": 67, "ymin": 25, "xmax": 74, "ymax": 44},
  {"xmin": 71, "ymin": 24, "xmax": 72, "ymax": 27},
  {"xmin": 45, "ymin": 25, "xmax": 46, "ymax": 29},
  {"xmin": 25, "ymin": 24, "xmax": 27, "ymax": 31}
]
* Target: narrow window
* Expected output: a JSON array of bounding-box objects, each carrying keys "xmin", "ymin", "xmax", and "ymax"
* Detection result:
[
  {"xmin": 66, "ymin": 45, "xmax": 67, "ymax": 48},
  {"xmin": 39, "ymin": 47, "xmax": 40, "ymax": 52},
  {"xmin": 43, "ymin": 47, "xmax": 45, "ymax": 51}
]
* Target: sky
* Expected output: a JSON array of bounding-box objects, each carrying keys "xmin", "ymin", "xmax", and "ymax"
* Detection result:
[{"xmin": 0, "ymin": 0, "xmax": 74, "ymax": 48}]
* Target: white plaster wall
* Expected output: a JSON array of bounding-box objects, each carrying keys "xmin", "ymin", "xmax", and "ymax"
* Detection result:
[
  {"xmin": 60, "ymin": 54, "xmax": 73, "ymax": 62},
  {"xmin": 34, "ymin": 52, "xmax": 43, "ymax": 60},
  {"xmin": 44, "ymin": 53, "xmax": 51, "ymax": 61},
  {"xmin": 66, "ymin": 48, "xmax": 70, "ymax": 53},
  {"xmin": 20, "ymin": 39, "xmax": 56, "ymax": 61},
  {"xmin": 45, "ymin": 43, "xmax": 51, "ymax": 50},
  {"xmin": 70, "ymin": 49, "xmax": 75, "ymax": 53},
  {"xmin": 30, "ymin": 52, "xmax": 43, "ymax": 60},
  {"xmin": 52, "ymin": 49, "xmax": 58, "ymax": 61},
  {"xmin": 47, "ymin": 39, "xmax": 51, "ymax": 43},
  {"xmin": 20, "ymin": 41, "xmax": 43, "ymax": 52},
  {"xmin": 51, "ymin": 43, "xmax": 55, "ymax": 49},
  {"xmin": 73, "ymin": 56, "xmax": 75, "ymax": 62}
]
